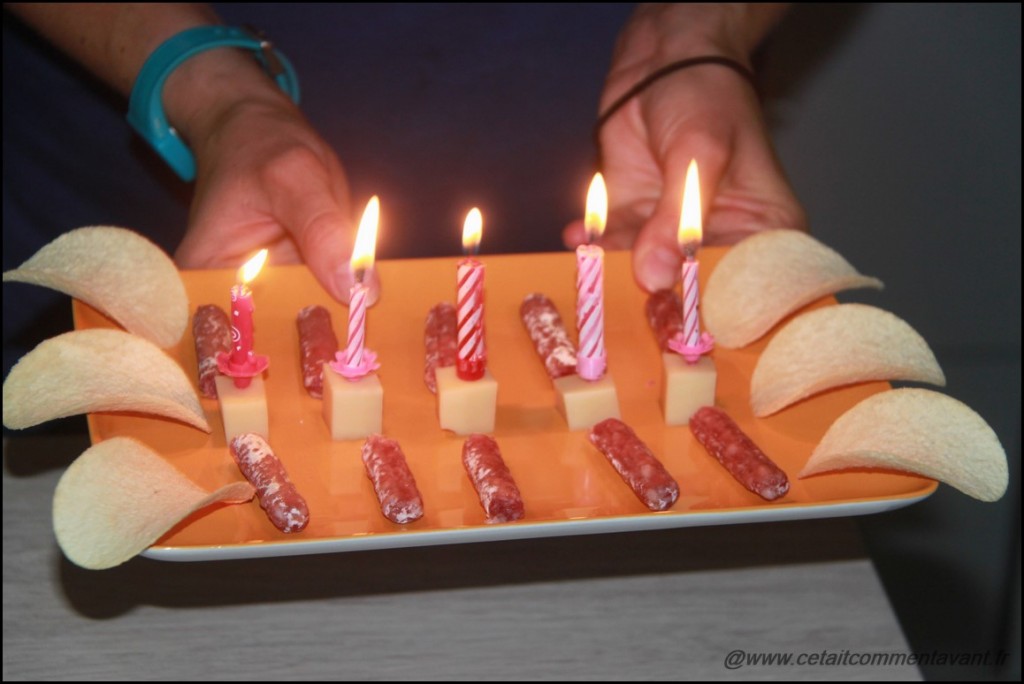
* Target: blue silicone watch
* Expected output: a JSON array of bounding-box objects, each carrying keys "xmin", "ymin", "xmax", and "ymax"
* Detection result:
[{"xmin": 127, "ymin": 25, "xmax": 300, "ymax": 182}]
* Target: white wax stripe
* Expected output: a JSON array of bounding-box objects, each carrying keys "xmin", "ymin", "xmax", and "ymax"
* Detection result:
[
  {"xmin": 682, "ymin": 260, "xmax": 700, "ymax": 346},
  {"xmin": 345, "ymin": 285, "xmax": 368, "ymax": 365}
]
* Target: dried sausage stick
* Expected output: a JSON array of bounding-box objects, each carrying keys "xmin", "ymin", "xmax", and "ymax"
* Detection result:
[
  {"xmin": 462, "ymin": 434, "xmax": 525, "ymax": 523},
  {"xmin": 424, "ymin": 302, "xmax": 458, "ymax": 393},
  {"xmin": 588, "ymin": 418, "xmax": 680, "ymax": 511},
  {"xmin": 361, "ymin": 435, "xmax": 424, "ymax": 524},
  {"xmin": 297, "ymin": 305, "xmax": 339, "ymax": 399},
  {"xmin": 689, "ymin": 406, "xmax": 790, "ymax": 501},
  {"xmin": 229, "ymin": 433, "xmax": 310, "ymax": 533},
  {"xmin": 520, "ymin": 293, "xmax": 577, "ymax": 379},
  {"xmin": 192, "ymin": 304, "xmax": 232, "ymax": 398},
  {"xmin": 645, "ymin": 289, "xmax": 685, "ymax": 351}
]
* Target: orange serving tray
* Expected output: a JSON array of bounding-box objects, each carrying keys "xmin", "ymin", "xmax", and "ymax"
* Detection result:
[{"xmin": 77, "ymin": 249, "xmax": 935, "ymax": 561}]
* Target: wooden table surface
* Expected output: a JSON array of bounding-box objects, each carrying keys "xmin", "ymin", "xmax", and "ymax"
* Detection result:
[{"xmin": 3, "ymin": 433, "xmax": 921, "ymax": 680}]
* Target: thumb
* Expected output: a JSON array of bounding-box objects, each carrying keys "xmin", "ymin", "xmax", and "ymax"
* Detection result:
[
  {"xmin": 273, "ymin": 175, "xmax": 381, "ymax": 306},
  {"xmin": 631, "ymin": 138, "xmax": 728, "ymax": 292}
]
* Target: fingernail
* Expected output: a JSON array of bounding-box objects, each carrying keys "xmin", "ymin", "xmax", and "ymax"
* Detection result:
[
  {"xmin": 639, "ymin": 247, "xmax": 679, "ymax": 292},
  {"xmin": 334, "ymin": 267, "xmax": 353, "ymax": 303}
]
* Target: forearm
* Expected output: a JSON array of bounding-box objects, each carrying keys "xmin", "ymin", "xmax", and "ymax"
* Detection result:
[
  {"xmin": 610, "ymin": 4, "xmax": 789, "ymax": 76},
  {"xmin": 6, "ymin": 2, "xmax": 294, "ymax": 149}
]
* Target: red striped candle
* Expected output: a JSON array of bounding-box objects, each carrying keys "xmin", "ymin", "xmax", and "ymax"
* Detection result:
[
  {"xmin": 457, "ymin": 208, "xmax": 486, "ymax": 381},
  {"xmin": 576, "ymin": 174, "xmax": 608, "ymax": 381}
]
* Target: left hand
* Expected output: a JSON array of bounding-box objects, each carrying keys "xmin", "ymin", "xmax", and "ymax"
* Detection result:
[{"xmin": 563, "ymin": 4, "xmax": 807, "ymax": 293}]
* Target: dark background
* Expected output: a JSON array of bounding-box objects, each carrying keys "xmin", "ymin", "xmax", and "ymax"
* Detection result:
[{"xmin": 3, "ymin": 4, "xmax": 1019, "ymax": 680}]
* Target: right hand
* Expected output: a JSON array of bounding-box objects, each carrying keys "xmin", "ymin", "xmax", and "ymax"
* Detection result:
[{"xmin": 174, "ymin": 96, "xmax": 377, "ymax": 304}]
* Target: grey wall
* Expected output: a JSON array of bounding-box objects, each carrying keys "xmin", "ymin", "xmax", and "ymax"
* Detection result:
[{"xmin": 762, "ymin": 4, "xmax": 1020, "ymax": 680}]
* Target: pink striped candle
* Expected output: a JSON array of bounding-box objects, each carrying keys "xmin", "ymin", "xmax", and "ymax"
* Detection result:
[
  {"xmin": 576, "ymin": 173, "xmax": 608, "ymax": 381},
  {"xmin": 331, "ymin": 196, "xmax": 381, "ymax": 380},
  {"xmin": 668, "ymin": 159, "xmax": 714, "ymax": 363},
  {"xmin": 344, "ymin": 281, "xmax": 368, "ymax": 367},
  {"xmin": 457, "ymin": 208, "xmax": 486, "ymax": 381},
  {"xmin": 680, "ymin": 255, "xmax": 700, "ymax": 347}
]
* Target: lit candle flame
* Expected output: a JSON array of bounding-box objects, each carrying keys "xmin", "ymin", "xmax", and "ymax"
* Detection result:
[
  {"xmin": 351, "ymin": 195, "xmax": 380, "ymax": 277},
  {"xmin": 585, "ymin": 173, "xmax": 607, "ymax": 243},
  {"xmin": 462, "ymin": 207, "xmax": 483, "ymax": 254},
  {"xmin": 238, "ymin": 248, "xmax": 269, "ymax": 285},
  {"xmin": 678, "ymin": 159, "xmax": 702, "ymax": 250}
]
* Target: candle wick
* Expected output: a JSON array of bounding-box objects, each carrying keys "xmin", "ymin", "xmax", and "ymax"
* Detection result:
[{"xmin": 683, "ymin": 241, "xmax": 697, "ymax": 261}]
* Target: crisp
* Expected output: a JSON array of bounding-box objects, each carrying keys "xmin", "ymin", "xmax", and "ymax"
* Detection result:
[
  {"xmin": 53, "ymin": 437, "xmax": 254, "ymax": 570},
  {"xmin": 703, "ymin": 230, "xmax": 883, "ymax": 348},
  {"xmin": 750, "ymin": 304, "xmax": 945, "ymax": 416},
  {"xmin": 801, "ymin": 388, "xmax": 1008, "ymax": 502},
  {"xmin": 3, "ymin": 226, "xmax": 188, "ymax": 348},
  {"xmin": 2, "ymin": 329, "xmax": 210, "ymax": 432}
]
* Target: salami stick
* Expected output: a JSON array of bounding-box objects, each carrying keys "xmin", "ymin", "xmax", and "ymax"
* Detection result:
[
  {"xmin": 462, "ymin": 434, "xmax": 525, "ymax": 523},
  {"xmin": 424, "ymin": 302, "xmax": 458, "ymax": 393},
  {"xmin": 588, "ymin": 418, "xmax": 680, "ymax": 511},
  {"xmin": 297, "ymin": 305, "xmax": 339, "ymax": 398},
  {"xmin": 520, "ymin": 293, "xmax": 577, "ymax": 379},
  {"xmin": 645, "ymin": 289, "xmax": 685, "ymax": 351},
  {"xmin": 192, "ymin": 304, "xmax": 232, "ymax": 398},
  {"xmin": 689, "ymin": 406, "xmax": 790, "ymax": 501},
  {"xmin": 229, "ymin": 433, "xmax": 310, "ymax": 533},
  {"xmin": 361, "ymin": 435, "xmax": 424, "ymax": 524}
]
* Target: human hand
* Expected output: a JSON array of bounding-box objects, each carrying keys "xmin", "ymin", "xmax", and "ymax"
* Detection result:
[
  {"xmin": 563, "ymin": 4, "xmax": 807, "ymax": 292},
  {"xmin": 174, "ymin": 96, "xmax": 375, "ymax": 304},
  {"xmin": 5, "ymin": 4, "xmax": 372, "ymax": 303}
]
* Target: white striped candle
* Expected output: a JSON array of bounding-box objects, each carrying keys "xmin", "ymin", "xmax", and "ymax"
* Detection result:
[
  {"xmin": 675, "ymin": 159, "xmax": 709, "ymax": 362},
  {"xmin": 681, "ymin": 256, "xmax": 700, "ymax": 347},
  {"xmin": 457, "ymin": 208, "xmax": 486, "ymax": 381},
  {"xmin": 337, "ymin": 195, "xmax": 380, "ymax": 379},
  {"xmin": 344, "ymin": 281, "xmax": 368, "ymax": 367}
]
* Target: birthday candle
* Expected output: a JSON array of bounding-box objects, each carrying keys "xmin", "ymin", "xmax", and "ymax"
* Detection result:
[
  {"xmin": 679, "ymin": 159, "xmax": 702, "ymax": 348},
  {"xmin": 667, "ymin": 158, "xmax": 714, "ymax": 363},
  {"xmin": 344, "ymin": 280, "xmax": 368, "ymax": 367},
  {"xmin": 575, "ymin": 173, "xmax": 608, "ymax": 381},
  {"xmin": 456, "ymin": 208, "xmax": 486, "ymax": 381},
  {"xmin": 222, "ymin": 248, "xmax": 269, "ymax": 388}
]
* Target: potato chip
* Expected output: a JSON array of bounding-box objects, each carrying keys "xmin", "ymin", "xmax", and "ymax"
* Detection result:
[
  {"xmin": 3, "ymin": 226, "xmax": 188, "ymax": 348},
  {"xmin": 750, "ymin": 304, "xmax": 945, "ymax": 416},
  {"xmin": 801, "ymin": 389, "xmax": 1008, "ymax": 502},
  {"xmin": 703, "ymin": 230, "xmax": 883, "ymax": 348},
  {"xmin": 3, "ymin": 329, "xmax": 210, "ymax": 432},
  {"xmin": 53, "ymin": 437, "xmax": 254, "ymax": 570}
]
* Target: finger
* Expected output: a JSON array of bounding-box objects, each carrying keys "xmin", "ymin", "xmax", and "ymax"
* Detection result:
[
  {"xmin": 263, "ymin": 151, "xmax": 381, "ymax": 305},
  {"xmin": 561, "ymin": 218, "xmax": 587, "ymax": 249},
  {"xmin": 631, "ymin": 129, "xmax": 729, "ymax": 292}
]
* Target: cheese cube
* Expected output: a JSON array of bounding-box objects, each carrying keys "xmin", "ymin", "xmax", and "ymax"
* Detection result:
[
  {"xmin": 553, "ymin": 373, "xmax": 620, "ymax": 431},
  {"xmin": 322, "ymin": 366, "xmax": 383, "ymax": 441},
  {"xmin": 435, "ymin": 366, "xmax": 497, "ymax": 434},
  {"xmin": 215, "ymin": 374, "xmax": 269, "ymax": 441},
  {"xmin": 661, "ymin": 352, "xmax": 717, "ymax": 425}
]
